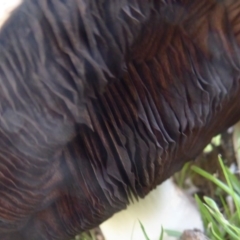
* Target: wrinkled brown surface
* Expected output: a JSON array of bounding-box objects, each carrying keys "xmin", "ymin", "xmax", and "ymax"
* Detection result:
[{"xmin": 0, "ymin": 0, "xmax": 240, "ymax": 239}]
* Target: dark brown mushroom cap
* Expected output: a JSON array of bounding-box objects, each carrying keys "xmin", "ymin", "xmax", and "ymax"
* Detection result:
[{"xmin": 0, "ymin": 0, "xmax": 240, "ymax": 239}]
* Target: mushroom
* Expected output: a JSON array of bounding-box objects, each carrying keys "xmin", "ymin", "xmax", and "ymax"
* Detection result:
[
  {"xmin": 0, "ymin": 0, "xmax": 240, "ymax": 240},
  {"xmin": 101, "ymin": 178, "xmax": 204, "ymax": 240}
]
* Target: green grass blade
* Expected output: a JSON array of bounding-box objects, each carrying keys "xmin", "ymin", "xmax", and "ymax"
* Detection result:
[
  {"xmin": 191, "ymin": 166, "xmax": 239, "ymax": 199},
  {"xmin": 164, "ymin": 229, "xmax": 182, "ymax": 238},
  {"xmin": 159, "ymin": 226, "xmax": 164, "ymax": 240},
  {"xmin": 219, "ymin": 158, "xmax": 240, "ymax": 220},
  {"xmin": 139, "ymin": 221, "xmax": 150, "ymax": 240}
]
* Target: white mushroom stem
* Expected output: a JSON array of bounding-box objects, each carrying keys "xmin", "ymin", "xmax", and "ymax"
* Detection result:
[
  {"xmin": 0, "ymin": 0, "xmax": 22, "ymax": 28},
  {"xmin": 101, "ymin": 178, "xmax": 203, "ymax": 240}
]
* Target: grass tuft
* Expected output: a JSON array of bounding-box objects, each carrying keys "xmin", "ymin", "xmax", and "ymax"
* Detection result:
[{"xmin": 192, "ymin": 157, "xmax": 240, "ymax": 240}]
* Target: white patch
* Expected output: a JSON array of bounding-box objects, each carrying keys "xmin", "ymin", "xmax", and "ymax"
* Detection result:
[
  {"xmin": 0, "ymin": 0, "xmax": 22, "ymax": 29},
  {"xmin": 101, "ymin": 178, "xmax": 203, "ymax": 240}
]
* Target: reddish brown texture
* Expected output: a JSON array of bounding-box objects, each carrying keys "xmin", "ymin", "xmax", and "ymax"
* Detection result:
[{"xmin": 0, "ymin": 0, "xmax": 240, "ymax": 239}]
